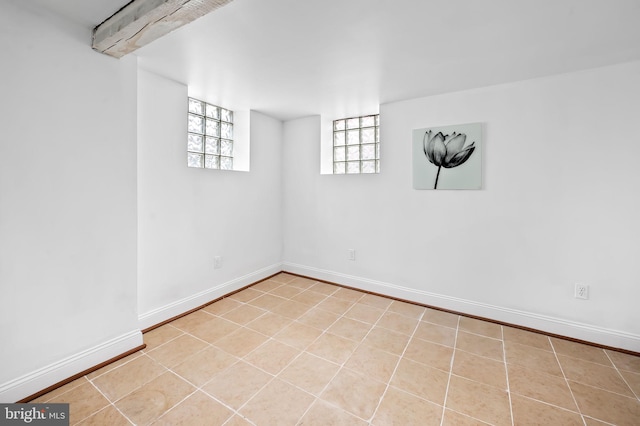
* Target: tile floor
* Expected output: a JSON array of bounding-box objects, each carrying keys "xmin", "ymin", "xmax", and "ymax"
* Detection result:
[{"xmin": 33, "ymin": 273, "xmax": 640, "ymax": 425}]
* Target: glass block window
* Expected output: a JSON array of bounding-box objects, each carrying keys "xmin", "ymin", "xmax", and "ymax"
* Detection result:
[
  {"xmin": 187, "ymin": 97, "xmax": 234, "ymax": 170},
  {"xmin": 333, "ymin": 114, "xmax": 379, "ymax": 174}
]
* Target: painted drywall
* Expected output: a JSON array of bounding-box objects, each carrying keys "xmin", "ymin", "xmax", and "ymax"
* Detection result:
[
  {"xmin": 0, "ymin": 1, "xmax": 140, "ymax": 400},
  {"xmin": 283, "ymin": 61, "xmax": 640, "ymax": 350},
  {"xmin": 137, "ymin": 70, "xmax": 283, "ymax": 325}
]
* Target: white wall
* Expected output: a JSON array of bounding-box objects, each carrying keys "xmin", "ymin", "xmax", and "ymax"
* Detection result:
[
  {"xmin": 137, "ymin": 70, "xmax": 283, "ymax": 328},
  {"xmin": 0, "ymin": 1, "xmax": 140, "ymax": 401},
  {"xmin": 283, "ymin": 61, "xmax": 640, "ymax": 351}
]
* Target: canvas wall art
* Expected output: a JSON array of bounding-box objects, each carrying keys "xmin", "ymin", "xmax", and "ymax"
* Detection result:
[{"xmin": 412, "ymin": 122, "xmax": 482, "ymax": 190}]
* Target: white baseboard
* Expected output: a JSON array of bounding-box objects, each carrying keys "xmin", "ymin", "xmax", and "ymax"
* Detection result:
[
  {"xmin": 0, "ymin": 330, "xmax": 143, "ymax": 403},
  {"xmin": 283, "ymin": 262, "xmax": 640, "ymax": 353},
  {"xmin": 138, "ymin": 263, "xmax": 282, "ymax": 330}
]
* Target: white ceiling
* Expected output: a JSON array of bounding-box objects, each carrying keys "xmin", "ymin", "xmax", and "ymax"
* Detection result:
[{"xmin": 31, "ymin": 0, "xmax": 640, "ymax": 121}]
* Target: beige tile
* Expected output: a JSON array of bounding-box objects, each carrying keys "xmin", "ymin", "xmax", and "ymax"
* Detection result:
[
  {"xmin": 414, "ymin": 321, "xmax": 457, "ymax": 347},
  {"xmin": 92, "ymin": 354, "xmax": 166, "ymax": 402},
  {"xmin": 221, "ymin": 304, "xmax": 266, "ymax": 325},
  {"xmin": 227, "ymin": 288, "xmax": 263, "ymax": 303},
  {"xmin": 606, "ymin": 350, "xmax": 640, "ymax": 373},
  {"xmin": 510, "ymin": 394, "xmax": 583, "ymax": 426},
  {"xmin": 270, "ymin": 284, "xmax": 305, "ymax": 299},
  {"xmin": 152, "ymin": 390, "xmax": 232, "ymax": 426},
  {"xmin": 404, "ymin": 337, "xmax": 454, "ymax": 371},
  {"xmin": 363, "ymin": 327, "xmax": 410, "ymax": 355},
  {"xmin": 558, "ymin": 354, "xmax": 634, "ymax": 396},
  {"xmin": 345, "ymin": 343, "xmax": 399, "ymax": 384},
  {"xmin": 309, "ymin": 282, "xmax": 339, "ymax": 295},
  {"xmin": 445, "ymin": 375, "xmax": 512, "ymax": 426},
  {"xmin": 214, "ymin": 327, "xmax": 269, "ymax": 357},
  {"xmin": 147, "ymin": 334, "xmax": 208, "ymax": 368},
  {"xmin": 442, "ymin": 409, "xmax": 491, "ymax": 425},
  {"xmin": 241, "ymin": 378, "xmax": 315, "ymax": 424},
  {"xmin": 391, "ymin": 358, "xmax": 449, "ymax": 405},
  {"xmin": 551, "ymin": 338, "xmax": 611, "ymax": 366},
  {"xmin": 358, "ymin": 293, "xmax": 392, "ymax": 309},
  {"xmin": 344, "ymin": 303, "xmax": 385, "ymax": 324},
  {"xmin": 77, "ymin": 405, "xmax": 131, "ymax": 426},
  {"xmin": 274, "ymin": 321, "xmax": 323, "ymax": 350},
  {"xmin": 289, "ymin": 276, "xmax": 318, "ymax": 289},
  {"xmin": 456, "ymin": 331, "xmax": 504, "ymax": 361},
  {"xmin": 245, "ymin": 312, "xmax": 292, "ymax": 336},
  {"xmin": 202, "ymin": 298, "xmax": 243, "ymax": 316},
  {"xmin": 332, "ymin": 287, "xmax": 364, "ymax": 302},
  {"xmin": 503, "ymin": 326, "xmax": 552, "ymax": 351},
  {"xmin": 321, "ymin": 368, "xmax": 387, "ymax": 419},
  {"xmin": 372, "ymin": 386, "xmax": 442, "ymax": 426},
  {"xmin": 452, "ymin": 350, "xmax": 507, "ymax": 390},
  {"xmin": 48, "ymin": 381, "xmax": 110, "ymax": 424},
  {"xmin": 169, "ymin": 309, "xmax": 216, "ymax": 332},
  {"xmin": 507, "ymin": 364, "xmax": 577, "ymax": 411},
  {"xmin": 202, "ymin": 361, "xmax": 272, "ymax": 409},
  {"xmin": 316, "ymin": 297, "xmax": 355, "ymax": 315},
  {"xmin": 292, "ymin": 289, "xmax": 328, "ymax": 306},
  {"xmin": 299, "ymin": 399, "xmax": 368, "ymax": 425},
  {"xmin": 172, "ymin": 346, "xmax": 237, "ymax": 387},
  {"xmin": 570, "ymin": 380, "xmax": 640, "ymax": 426},
  {"xmin": 377, "ymin": 311, "xmax": 419, "ymax": 335},
  {"xmin": 269, "ymin": 273, "xmax": 297, "ymax": 283},
  {"xmin": 584, "ymin": 418, "xmax": 615, "ymax": 426},
  {"xmin": 247, "ymin": 293, "xmax": 287, "ymax": 310},
  {"xmin": 243, "ymin": 339, "xmax": 300, "ymax": 374},
  {"xmin": 252, "ymin": 279, "xmax": 283, "ymax": 292},
  {"xmin": 33, "ymin": 377, "xmax": 88, "ymax": 402},
  {"xmin": 387, "ymin": 300, "xmax": 426, "ymax": 319},
  {"xmin": 327, "ymin": 317, "xmax": 372, "ymax": 342},
  {"xmin": 620, "ymin": 369, "xmax": 640, "ymax": 396},
  {"xmin": 143, "ymin": 325, "xmax": 183, "ymax": 351},
  {"xmin": 307, "ymin": 333, "xmax": 359, "ymax": 364},
  {"xmin": 224, "ymin": 415, "xmax": 253, "ymax": 425},
  {"xmin": 422, "ymin": 308, "xmax": 459, "ymax": 328},
  {"xmin": 279, "ymin": 352, "xmax": 340, "ymax": 395},
  {"xmin": 504, "ymin": 341, "xmax": 563, "ymax": 377},
  {"xmin": 459, "ymin": 316, "xmax": 502, "ymax": 339},
  {"xmin": 187, "ymin": 315, "xmax": 240, "ymax": 344},
  {"xmin": 297, "ymin": 308, "xmax": 341, "ymax": 330},
  {"xmin": 115, "ymin": 372, "xmax": 195, "ymax": 425},
  {"xmin": 270, "ymin": 299, "xmax": 313, "ymax": 319}
]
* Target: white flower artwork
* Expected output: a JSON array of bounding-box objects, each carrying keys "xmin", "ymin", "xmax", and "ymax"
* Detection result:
[{"xmin": 412, "ymin": 122, "xmax": 482, "ymax": 190}]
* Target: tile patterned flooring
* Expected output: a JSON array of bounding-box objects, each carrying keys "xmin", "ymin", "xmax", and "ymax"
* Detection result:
[{"xmin": 33, "ymin": 273, "xmax": 640, "ymax": 425}]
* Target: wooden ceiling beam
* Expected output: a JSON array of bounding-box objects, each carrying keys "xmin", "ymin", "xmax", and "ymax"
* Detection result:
[{"xmin": 92, "ymin": 0, "xmax": 234, "ymax": 58}]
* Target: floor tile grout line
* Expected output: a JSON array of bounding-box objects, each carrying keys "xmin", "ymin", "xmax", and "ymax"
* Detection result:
[
  {"xmin": 207, "ymin": 279, "xmax": 346, "ymax": 424},
  {"xmin": 85, "ymin": 378, "xmax": 135, "ymax": 425},
  {"xmin": 367, "ymin": 306, "xmax": 429, "ymax": 425},
  {"xmin": 281, "ymin": 290, "xmax": 375, "ymax": 423},
  {"xmin": 603, "ymin": 350, "xmax": 640, "ymax": 401},
  {"xmin": 501, "ymin": 325, "xmax": 515, "ymax": 426},
  {"xmin": 549, "ymin": 336, "xmax": 588, "ymax": 426},
  {"xmin": 551, "ymin": 346, "xmax": 640, "ymax": 400},
  {"xmin": 439, "ymin": 314, "xmax": 461, "ymax": 426},
  {"xmin": 229, "ymin": 309, "xmax": 341, "ymax": 421},
  {"xmin": 293, "ymin": 292, "xmax": 399, "ymax": 424},
  {"xmin": 178, "ymin": 356, "xmax": 261, "ymax": 425},
  {"xmin": 151, "ymin": 388, "xmax": 203, "ymax": 424},
  {"xmin": 83, "ymin": 350, "xmax": 147, "ymax": 382},
  {"xmin": 39, "ymin": 273, "xmax": 640, "ymax": 425}
]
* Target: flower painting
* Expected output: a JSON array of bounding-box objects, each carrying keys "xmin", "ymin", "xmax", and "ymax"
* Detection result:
[{"xmin": 413, "ymin": 123, "xmax": 482, "ymax": 190}]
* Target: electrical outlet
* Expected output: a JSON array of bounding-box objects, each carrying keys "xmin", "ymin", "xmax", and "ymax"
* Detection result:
[
  {"xmin": 348, "ymin": 249, "xmax": 356, "ymax": 261},
  {"xmin": 214, "ymin": 256, "xmax": 222, "ymax": 269},
  {"xmin": 575, "ymin": 284, "xmax": 589, "ymax": 300}
]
